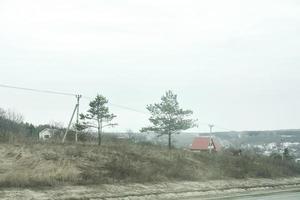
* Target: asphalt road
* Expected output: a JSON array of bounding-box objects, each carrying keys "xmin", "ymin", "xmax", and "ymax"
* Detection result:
[
  {"xmin": 186, "ymin": 189, "xmax": 300, "ymax": 200},
  {"xmin": 207, "ymin": 189, "xmax": 300, "ymax": 200},
  {"xmin": 230, "ymin": 190, "xmax": 300, "ymax": 200}
]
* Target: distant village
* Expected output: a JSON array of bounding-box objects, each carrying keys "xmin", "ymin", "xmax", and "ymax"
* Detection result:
[{"xmin": 38, "ymin": 127, "xmax": 300, "ymax": 163}]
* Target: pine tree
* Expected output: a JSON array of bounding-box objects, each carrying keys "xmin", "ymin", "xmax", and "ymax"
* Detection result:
[
  {"xmin": 80, "ymin": 95, "xmax": 117, "ymax": 145},
  {"xmin": 141, "ymin": 90, "xmax": 196, "ymax": 149}
]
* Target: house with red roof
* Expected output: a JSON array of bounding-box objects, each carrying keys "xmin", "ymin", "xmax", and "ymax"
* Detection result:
[{"xmin": 190, "ymin": 137, "xmax": 221, "ymax": 152}]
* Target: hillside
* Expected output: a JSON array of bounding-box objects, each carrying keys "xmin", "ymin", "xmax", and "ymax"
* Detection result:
[{"xmin": 0, "ymin": 140, "xmax": 299, "ymax": 188}]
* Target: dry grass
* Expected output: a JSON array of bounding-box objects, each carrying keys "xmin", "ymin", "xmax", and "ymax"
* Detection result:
[
  {"xmin": 0, "ymin": 143, "xmax": 80, "ymax": 187},
  {"xmin": 0, "ymin": 140, "xmax": 299, "ymax": 187}
]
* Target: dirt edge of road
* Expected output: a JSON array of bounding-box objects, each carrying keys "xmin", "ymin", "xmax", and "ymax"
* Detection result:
[{"xmin": 0, "ymin": 177, "xmax": 300, "ymax": 200}]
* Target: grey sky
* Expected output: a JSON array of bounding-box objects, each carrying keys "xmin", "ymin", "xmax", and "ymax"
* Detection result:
[{"xmin": 0, "ymin": 0, "xmax": 300, "ymax": 132}]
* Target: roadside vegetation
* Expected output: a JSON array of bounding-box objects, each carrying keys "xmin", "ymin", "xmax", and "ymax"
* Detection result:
[
  {"xmin": 0, "ymin": 140, "xmax": 299, "ymax": 187},
  {"xmin": 1, "ymin": 91, "xmax": 300, "ymax": 188}
]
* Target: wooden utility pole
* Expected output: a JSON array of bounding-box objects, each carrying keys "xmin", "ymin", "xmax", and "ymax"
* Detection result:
[
  {"xmin": 281, "ymin": 138, "xmax": 284, "ymax": 161},
  {"xmin": 62, "ymin": 94, "xmax": 82, "ymax": 143},
  {"xmin": 75, "ymin": 95, "xmax": 81, "ymax": 142},
  {"xmin": 209, "ymin": 124, "xmax": 214, "ymax": 154}
]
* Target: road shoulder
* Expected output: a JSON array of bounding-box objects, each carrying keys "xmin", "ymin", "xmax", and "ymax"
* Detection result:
[{"xmin": 0, "ymin": 177, "xmax": 300, "ymax": 200}]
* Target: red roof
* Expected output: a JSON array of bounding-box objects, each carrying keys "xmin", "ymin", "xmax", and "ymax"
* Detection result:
[
  {"xmin": 190, "ymin": 137, "xmax": 221, "ymax": 151},
  {"xmin": 191, "ymin": 137, "xmax": 210, "ymax": 150}
]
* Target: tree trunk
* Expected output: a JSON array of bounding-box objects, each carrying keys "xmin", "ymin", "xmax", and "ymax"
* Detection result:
[
  {"xmin": 168, "ymin": 133, "xmax": 171, "ymax": 150},
  {"xmin": 98, "ymin": 128, "xmax": 101, "ymax": 146},
  {"xmin": 97, "ymin": 119, "xmax": 102, "ymax": 146}
]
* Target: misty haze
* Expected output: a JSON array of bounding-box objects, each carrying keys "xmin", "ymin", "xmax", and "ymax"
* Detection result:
[{"xmin": 0, "ymin": 0, "xmax": 300, "ymax": 199}]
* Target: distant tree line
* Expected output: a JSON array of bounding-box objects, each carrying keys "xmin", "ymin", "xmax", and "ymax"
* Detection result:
[
  {"xmin": 0, "ymin": 108, "xmax": 86, "ymax": 143},
  {"xmin": 0, "ymin": 108, "xmax": 37, "ymax": 142}
]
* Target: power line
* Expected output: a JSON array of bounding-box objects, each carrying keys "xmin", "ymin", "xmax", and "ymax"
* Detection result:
[
  {"xmin": 110, "ymin": 103, "xmax": 148, "ymax": 115},
  {"xmin": 87, "ymin": 95, "xmax": 233, "ymax": 130},
  {"xmin": 196, "ymin": 120, "xmax": 234, "ymax": 132},
  {"xmin": 214, "ymin": 125, "xmax": 235, "ymax": 132},
  {"xmin": 0, "ymin": 83, "xmax": 235, "ymax": 132},
  {"xmin": 0, "ymin": 83, "xmax": 76, "ymax": 97},
  {"xmin": 82, "ymin": 96, "xmax": 147, "ymax": 115},
  {"xmin": 0, "ymin": 83, "xmax": 147, "ymax": 115}
]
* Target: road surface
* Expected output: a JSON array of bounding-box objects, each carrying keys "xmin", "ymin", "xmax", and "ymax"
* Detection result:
[
  {"xmin": 190, "ymin": 189, "xmax": 300, "ymax": 200},
  {"xmin": 229, "ymin": 190, "xmax": 300, "ymax": 200},
  {"xmin": 0, "ymin": 179, "xmax": 299, "ymax": 199}
]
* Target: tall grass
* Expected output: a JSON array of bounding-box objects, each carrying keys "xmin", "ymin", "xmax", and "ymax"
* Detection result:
[{"xmin": 0, "ymin": 140, "xmax": 299, "ymax": 187}]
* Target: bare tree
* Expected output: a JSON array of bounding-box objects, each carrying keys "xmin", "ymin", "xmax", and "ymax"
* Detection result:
[{"xmin": 5, "ymin": 109, "xmax": 24, "ymax": 123}]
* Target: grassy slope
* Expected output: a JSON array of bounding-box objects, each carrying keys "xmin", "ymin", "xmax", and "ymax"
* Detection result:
[{"xmin": 0, "ymin": 140, "xmax": 299, "ymax": 187}]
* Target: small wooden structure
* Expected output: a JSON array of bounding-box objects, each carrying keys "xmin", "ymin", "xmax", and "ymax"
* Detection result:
[{"xmin": 39, "ymin": 128, "xmax": 59, "ymax": 140}]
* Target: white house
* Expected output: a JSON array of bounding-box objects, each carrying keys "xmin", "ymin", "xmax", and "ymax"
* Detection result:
[{"xmin": 39, "ymin": 128, "xmax": 59, "ymax": 140}]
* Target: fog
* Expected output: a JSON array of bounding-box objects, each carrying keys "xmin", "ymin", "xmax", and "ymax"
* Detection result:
[{"xmin": 1, "ymin": 0, "xmax": 300, "ymax": 132}]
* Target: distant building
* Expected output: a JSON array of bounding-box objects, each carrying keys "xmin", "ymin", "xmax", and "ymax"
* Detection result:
[
  {"xmin": 190, "ymin": 137, "xmax": 222, "ymax": 152},
  {"xmin": 39, "ymin": 128, "xmax": 60, "ymax": 140}
]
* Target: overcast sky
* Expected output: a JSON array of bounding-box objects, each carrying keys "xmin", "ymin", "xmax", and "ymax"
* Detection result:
[{"xmin": 0, "ymin": 0, "xmax": 300, "ymax": 132}]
